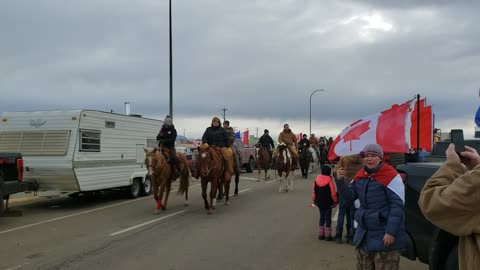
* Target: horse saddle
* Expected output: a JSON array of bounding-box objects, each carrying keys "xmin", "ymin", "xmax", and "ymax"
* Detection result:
[{"xmin": 211, "ymin": 146, "xmax": 227, "ymax": 173}]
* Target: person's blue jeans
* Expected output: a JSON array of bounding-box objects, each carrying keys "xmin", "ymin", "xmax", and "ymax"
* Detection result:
[{"xmin": 337, "ymin": 206, "xmax": 352, "ymax": 231}]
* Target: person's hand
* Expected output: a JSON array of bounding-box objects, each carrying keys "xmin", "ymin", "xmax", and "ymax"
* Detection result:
[
  {"xmin": 336, "ymin": 167, "xmax": 346, "ymax": 178},
  {"xmin": 383, "ymin": 233, "xmax": 395, "ymax": 247},
  {"xmin": 446, "ymin": 143, "xmax": 461, "ymax": 163},
  {"xmin": 460, "ymin": 145, "xmax": 480, "ymax": 170}
]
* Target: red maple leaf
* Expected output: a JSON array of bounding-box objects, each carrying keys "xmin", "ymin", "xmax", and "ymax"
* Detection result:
[{"xmin": 342, "ymin": 121, "xmax": 371, "ymax": 151}]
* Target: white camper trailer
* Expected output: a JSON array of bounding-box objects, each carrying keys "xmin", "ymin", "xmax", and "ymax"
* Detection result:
[{"xmin": 0, "ymin": 110, "xmax": 162, "ymax": 197}]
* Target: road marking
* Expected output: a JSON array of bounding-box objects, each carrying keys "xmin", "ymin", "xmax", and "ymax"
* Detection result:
[
  {"xmin": 0, "ymin": 197, "xmax": 149, "ymax": 235},
  {"xmin": 229, "ymin": 188, "xmax": 251, "ymax": 196},
  {"xmin": 239, "ymin": 176, "xmax": 259, "ymax": 181},
  {"xmin": 4, "ymin": 263, "xmax": 30, "ymax": 270},
  {"xmin": 109, "ymin": 210, "xmax": 187, "ymax": 236}
]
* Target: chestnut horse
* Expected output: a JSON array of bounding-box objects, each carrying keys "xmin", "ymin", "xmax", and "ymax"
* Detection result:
[
  {"xmin": 275, "ymin": 143, "xmax": 294, "ymax": 192},
  {"xmin": 196, "ymin": 144, "xmax": 232, "ymax": 214},
  {"xmin": 144, "ymin": 148, "xmax": 190, "ymax": 214},
  {"xmin": 254, "ymin": 143, "xmax": 271, "ymax": 181}
]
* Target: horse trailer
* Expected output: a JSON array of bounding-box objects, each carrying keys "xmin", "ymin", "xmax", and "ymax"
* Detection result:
[{"xmin": 0, "ymin": 110, "xmax": 162, "ymax": 198}]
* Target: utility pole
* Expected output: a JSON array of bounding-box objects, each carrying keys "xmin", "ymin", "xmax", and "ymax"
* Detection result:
[{"xmin": 221, "ymin": 108, "xmax": 228, "ymax": 122}]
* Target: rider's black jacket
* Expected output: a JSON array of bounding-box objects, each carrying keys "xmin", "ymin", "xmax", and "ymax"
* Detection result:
[
  {"xmin": 202, "ymin": 126, "xmax": 229, "ymax": 147},
  {"xmin": 157, "ymin": 125, "xmax": 177, "ymax": 148},
  {"xmin": 298, "ymin": 138, "xmax": 310, "ymax": 148},
  {"xmin": 258, "ymin": 134, "xmax": 275, "ymax": 150}
]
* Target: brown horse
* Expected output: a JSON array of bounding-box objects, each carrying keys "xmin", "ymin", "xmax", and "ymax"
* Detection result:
[
  {"xmin": 298, "ymin": 144, "xmax": 312, "ymax": 179},
  {"xmin": 196, "ymin": 144, "xmax": 232, "ymax": 214},
  {"xmin": 254, "ymin": 143, "xmax": 271, "ymax": 181},
  {"xmin": 275, "ymin": 143, "xmax": 294, "ymax": 192},
  {"xmin": 144, "ymin": 148, "xmax": 189, "ymax": 214}
]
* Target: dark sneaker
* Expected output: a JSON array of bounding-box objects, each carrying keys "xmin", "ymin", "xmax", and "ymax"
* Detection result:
[
  {"xmin": 326, "ymin": 236, "xmax": 333, "ymax": 241},
  {"xmin": 318, "ymin": 235, "xmax": 325, "ymax": 240},
  {"xmin": 335, "ymin": 237, "xmax": 343, "ymax": 244}
]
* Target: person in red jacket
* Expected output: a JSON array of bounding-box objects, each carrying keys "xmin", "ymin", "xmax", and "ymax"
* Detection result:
[{"xmin": 312, "ymin": 164, "xmax": 338, "ymax": 241}]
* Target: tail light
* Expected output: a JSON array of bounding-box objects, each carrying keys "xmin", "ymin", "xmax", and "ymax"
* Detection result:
[{"xmin": 17, "ymin": 158, "xmax": 24, "ymax": 181}]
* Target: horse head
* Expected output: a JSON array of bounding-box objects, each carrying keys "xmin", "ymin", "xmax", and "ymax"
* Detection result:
[
  {"xmin": 144, "ymin": 147, "xmax": 162, "ymax": 176},
  {"xmin": 196, "ymin": 144, "xmax": 219, "ymax": 178}
]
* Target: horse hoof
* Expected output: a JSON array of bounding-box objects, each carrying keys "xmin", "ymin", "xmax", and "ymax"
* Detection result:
[
  {"xmin": 161, "ymin": 206, "xmax": 167, "ymax": 210},
  {"xmin": 225, "ymin": 201, "xmax": 230, "ymax": 206},
  {"xmin": 212, "ymin": 205, "xmax": 216, "ymax": 210},
  {"xmin": 207, "ymin": 210, "xmax": 213, "ymax": 215},
  {"xmin": 184, "ymin": 202, "xmax": 189, "ymax": 207}
]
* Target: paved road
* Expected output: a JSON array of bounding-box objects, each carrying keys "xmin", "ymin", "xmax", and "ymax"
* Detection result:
[{"xmin": 0, "ymin": 171, "xmax": 428, "ymax": 270}]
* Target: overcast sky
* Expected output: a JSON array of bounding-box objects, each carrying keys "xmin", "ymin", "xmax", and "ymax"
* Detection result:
[{"xmin": 1, "ymin": 0, "xmax": 479, "ymax": 140}]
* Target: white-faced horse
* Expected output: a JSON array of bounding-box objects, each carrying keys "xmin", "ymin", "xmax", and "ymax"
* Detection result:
[{"xmin": 275, "ymin": 143, "xmax": 294, "ymax": 192}]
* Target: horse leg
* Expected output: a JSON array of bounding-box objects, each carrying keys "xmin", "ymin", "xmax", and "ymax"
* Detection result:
[
  {"xmin": 257, "ymin": 166, "xmax": 261, "ymax": 181},
  {"xmin": 278, "ymin": 172, "xmax": 284, "ymax": 192},
  {"xmin": 216, "ymin": 178, "xmax": 224, "ymax": 202},
  {"xmin": 223, "ymin": 173, "xmax": 231, "ymax": 206},
  {"xmin": 184, "ymin": 183, "xmax": 189, "ymax": 207},
  {"xmin": 201, "ymin": 179, "xmax": 209, "ymax": 210},
  {"xmin": 234, "ymin": 172, "xmax": 239, "ymax": 196},
  {"xmin": 154, "ymin": 181, "xmax": 166, "ymax": 214},
  {"xmin": 162, "ymin": 182, "xmax": 171, "ymax": 210},
  {"xmin": 210, "ymin": 178, "xmax": 218, "ymax": 213}
]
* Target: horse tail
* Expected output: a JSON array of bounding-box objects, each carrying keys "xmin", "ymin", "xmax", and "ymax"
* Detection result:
[{"xmin": 177, "ymin": 153, "xmax": 189, "ymax": 195}]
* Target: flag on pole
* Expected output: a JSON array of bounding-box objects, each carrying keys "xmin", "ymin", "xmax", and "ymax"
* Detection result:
[
  {"xmin": 328, "ymin": 99, "xmax": 428, "ymax": 162},
  {"xmin": 235, "ymin": 131, "xmax": 241, "ymax": 139},
  {"xmin": 243, "ymin": 130, "xmax": 249, "ymax": 145},
  {"xmin": 409, "ymin": 99, "xmax": 433, "ymax": 151}
]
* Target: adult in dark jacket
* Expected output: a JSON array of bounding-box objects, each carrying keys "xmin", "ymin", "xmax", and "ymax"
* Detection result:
[
  {"xmin": 258, "ymin": 129, "xmax": 275, "ymax": 156},
  {"xmin": 199, "ymin": 117, "xmax": 233, "ymax": 177},
  {"xmin": 335, "ymin": 144, "xmax": 406, "ymax": 270},
  {"xmin": 298, "ymin": 134, "xmax": 310, "ymax": 148},
  {"xmin": 156, "ymin": 116, "xmax": 181, "ymax": 178},
  {"xmin": 223, "ymin": 120, "xmax": 240, "ymax": 174}
]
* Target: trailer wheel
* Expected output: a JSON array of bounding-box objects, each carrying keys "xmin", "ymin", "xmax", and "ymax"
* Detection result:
[
  {"xmin": 141, "ymin": 176, "xmax": 152, "ymax": 196},
  {"xmin": 246, "ymin": 157, "xmax": 255, "ymax": 173},
  {"xmin": 129, "ymin": 179, "xmax": 141, "ymax": 198},
  {"xmin": 0, "ymin": 174, "xmax": 4, "ymax": 215},
  {"xmin": 0, "ymin": 191, "xmax": 4, "ymax": 216}
]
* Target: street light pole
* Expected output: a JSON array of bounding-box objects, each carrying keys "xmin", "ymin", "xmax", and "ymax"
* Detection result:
[
  {"xmin": 309, "ymin": 89, "xmax": 325, "ymax": 136},
  {"xmin": 168, "ymin": 0, "xmax": 173, "ymax": 119}
]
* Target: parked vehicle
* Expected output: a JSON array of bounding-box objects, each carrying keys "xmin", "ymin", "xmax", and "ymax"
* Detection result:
[
  {"xmin": 0, "ymin": 110, "xmax": 162, "ymax": 198},
  {"xmin": 175, "ymin": 146, "xmax": 195, "ymax": 172},
  {"xmin": 0, "ymin": 152, "xmax": 37, "ymax": 215},
  {"xmin": 397, "ymin": 137, "xmax": 480, "ymax": 270},
  {"xmin": 233, "ymin": 139, "xmax": 256, "ymax": 173}
]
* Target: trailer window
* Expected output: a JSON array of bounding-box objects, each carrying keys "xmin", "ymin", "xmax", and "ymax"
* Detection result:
[{"xmin": 80, "ymin": 129, "xmax": 101, "ymax": 152}]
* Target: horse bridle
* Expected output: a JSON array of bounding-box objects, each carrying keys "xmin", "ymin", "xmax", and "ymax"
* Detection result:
[
  {"xmin": 199, "ymin": 149, "xmax": 217, "ymax": 176},
  {"xmin": 145, "ymin": 150, "xmax": 167, "ymax": 177}
]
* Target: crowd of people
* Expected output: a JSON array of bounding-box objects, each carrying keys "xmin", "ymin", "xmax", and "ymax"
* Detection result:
[{"xmin": 157, "ymin": 117, "xmax": 475, "ymax": 269}]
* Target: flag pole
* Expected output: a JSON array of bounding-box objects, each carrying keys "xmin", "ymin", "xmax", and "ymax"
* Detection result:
[{"xmin": 416, "ymin": 94, "xmax": 421, "ymax": 160}]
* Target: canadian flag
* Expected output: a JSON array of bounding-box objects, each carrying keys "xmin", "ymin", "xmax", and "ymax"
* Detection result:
[{"xmin": 328, "ymin": 99, "xmax": 432, "ymax": 162}]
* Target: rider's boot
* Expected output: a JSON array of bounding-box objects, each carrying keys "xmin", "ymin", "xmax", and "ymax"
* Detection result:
[{"xmin": 173, "ymin": 159, "xmax": 182, "ymax": 179}]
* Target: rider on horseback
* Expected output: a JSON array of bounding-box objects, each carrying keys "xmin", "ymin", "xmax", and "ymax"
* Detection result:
[
  {"xmin": 156, "ymin": 115, "xmax": 182, "ymax": 179},
  {"xmin": 273, "ymin": 123, "xmax": 298, "ymax": 168},
  {"xmin": 197, "ymin": 117, "xmax": 234, "ymax": 178},
  {"xmin": 223, "ymin": 120, "xmax": 241, "ymax": 174},
  {"xmin": 258, "ymin": 129, "xmax": 275, "ymax": 157},
  {"xmin": 299, "ymin": 134, "xmax": 313, "ymax": 160}
]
